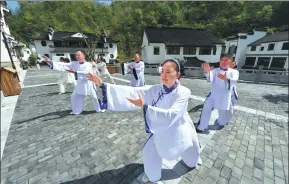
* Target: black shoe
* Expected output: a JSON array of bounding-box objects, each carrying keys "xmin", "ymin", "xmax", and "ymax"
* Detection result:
[{"xmin": 196, "ymin": 128, "xmax": 204, "ymax": 133}]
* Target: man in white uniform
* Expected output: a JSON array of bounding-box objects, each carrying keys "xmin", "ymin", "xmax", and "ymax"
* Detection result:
[
  {"xmin": 127, "ymin": 54, "xmax": 145, "ymax": 87},
  {"xmin": 96, "ymin": 58, "xmax": 115, "ymax": 84},
  {"xmin": 43, "ymin": 51, "xmax": 105, "ymax": 114},
  {"xmin": 196, "ymin": 54, "xmax": 239, "ymax": 133}
]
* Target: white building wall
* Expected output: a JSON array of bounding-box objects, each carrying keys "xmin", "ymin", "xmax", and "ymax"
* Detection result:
[
  {"xmin": 0, "ymin": 34, "xmax": 10, "ymax": 62},
  {"xmin": 141, "ymin": 32, "xmax": 149, "ymax": 63},
  {"xmin": 34, "ymin": 40, "xmax": 54, "ymax": 58}
]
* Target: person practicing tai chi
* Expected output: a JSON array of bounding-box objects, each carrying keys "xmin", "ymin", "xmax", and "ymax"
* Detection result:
[
  {"xmin": 58, "ymin": 58, "xmax": 77, "ymax": 94},
  {"xmin": 127, "ymin": 54, "xmax": 145, "ymax": 87},
  {"xmin": 96, "ymin": 57, "xmax": 116, "ymax": 84},
  {"xmin": 43, "ymin": 50, "xmax": 104, "ymax": 114},
  {"xmin": 195, "ymin": 54, "xmax": 239, "ymax": 133},
  {"xmin": 87, "ymin": 58, "xmax": 202, "ymax": 183}
]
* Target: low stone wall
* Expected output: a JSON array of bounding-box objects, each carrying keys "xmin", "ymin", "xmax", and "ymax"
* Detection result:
[{"xmin": 144, "ymin": 66, "xmax": 288, "ymax": 84}]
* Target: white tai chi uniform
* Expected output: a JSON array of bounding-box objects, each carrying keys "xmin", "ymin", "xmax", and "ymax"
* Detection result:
[
  {"xmin": 49, "ymin": 61, "xmax": 102, "ymax": 114},
  {"xmin": 58, "ymin": 69, "xmax": 77, "ymax": 94},
  {"xmin": 197, "ymin": 68, "xmax": 239, "ymax": 131},
  {"xmin": 127, "ymin": 61, "xmax": 145, "ymax": 87},
  {"xmin": 97, "ymin": 81, "xmax": 201, "ymax": 182},
  {"xmin": 91, "ymin": 62, "xmax": 101, "ymax": 76},
  {"xmin": 97, "ymin": 62, "xmax": 115, "ymax": 84}
]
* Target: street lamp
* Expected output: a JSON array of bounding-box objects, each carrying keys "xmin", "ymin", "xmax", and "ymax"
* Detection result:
[{"xmin": 100, "ymin": 30, "xmax": 107, "ymax": 62}]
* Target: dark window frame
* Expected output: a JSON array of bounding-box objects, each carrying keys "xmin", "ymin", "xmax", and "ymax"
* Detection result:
[
  {"xmin": 41, "ymin": 41, "xmax": 47, "ymax": 47},
  {"xmin": 166, "ymin": 46, "xmax": 180, "ymax": 55},
  {"xmin": 270, "ymin": 57, "xmax": 287, "ymax": 69},
  {"xmin": 110, "ymin": 54, "xmax": 114, "ymax": 58},
  {"xmin": 183, "ymin": 47, "xmax": 196, "ymax": 55},
  {"xmin": 153, "ymin": 46, "xmax": 160, "ymax": 55},
  {"xmin": 250, "ymin": 46, "xmax": 256, "ymax": 51},
  {"xmin": 281, "ymin": 42, "xmax": 289, "ymax": 50},
  {"xmin": 244, "ymin": 57, "xmax": 256, "ymax": 66},
  {"xmin": 109, "ymin": 43, "xmax": 113, "ymax": 48},
  {"xmin": 256, "ymin": 57, "xmax": 271, "ymax": 68},
  {"xmin": 199, "ymin": 47, "xmax": 212, "ymax": 55},
  {"xmin": 267, "ymin": 43, "xmax": 275, "ymax": 51}
]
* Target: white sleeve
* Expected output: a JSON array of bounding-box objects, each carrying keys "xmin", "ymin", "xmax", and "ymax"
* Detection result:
[
  {"xmin": 204, "ymin": 70, "xmax": 214, "ymax": 83},
  {"xmin": 99, "ymin": 83, "xmax": 153, "ymax": 111},
  {"xmin": 144, "ymin": 88, "xmax": 190, "ymax": 134},
  {"xmin": 226, "ymin": 69, "xmax": 239, "ymax": 82},
  {"xmin": 50, "ymin": 61, "xmax": 72, "ymax": 72},
  {"xmin": 134, "ymin": 62, "xmax": 144, "ymax": 73}
]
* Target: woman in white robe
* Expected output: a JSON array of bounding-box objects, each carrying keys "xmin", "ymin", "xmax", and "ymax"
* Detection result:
[
  {"xmin": 97, "ymin": 59, "xmax": 115, "ymax": 84},
  {"xmin": 87, "ymin": 59, "xmax": 202, "ymax": 183},
  {"xmin": 58, "ymin": 58, "xmax": 77, "ymax": 94}
]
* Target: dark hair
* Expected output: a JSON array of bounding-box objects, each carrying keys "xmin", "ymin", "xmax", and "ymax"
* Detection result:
[
  {"xmin": 64, "ymin": 58, "xmax": 70, "ymax": 63},
  {"xmin": 162, "ymin": 58, "xmax": 184, "ymax": 79},
  {"xmin": 59, "ymin": 57, "xmax": 65, "ymax": 61},
  {"xmin": 220, "ymin": 53, "xmax": 233, "ymax": 60},
  {"xmin": 77, "ymin": 50, "xmax": 86, "ymax": 56}
]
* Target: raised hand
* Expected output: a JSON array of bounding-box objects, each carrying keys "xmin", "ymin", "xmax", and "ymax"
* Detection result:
[
  {"xmin": 42, "ymin": 56, "xmax": 51, "ymax": 64},
  {"xmin": 126, "ymin": 93, "xmax": 144, "ymax": 107},
  {"xmin": 86, "ymin": 72, "xmax": 103, "ymax": 87},
  {"xmin": 66, "ymin": 68, "xmax": 75, "ymax": 73},
  {"xmin": 217, "ymin": 72, "xmax": 227, "ymax": 80},
  {"xmin": 201, "ymin": 62, "xmax": 212, "ymax": 73}
]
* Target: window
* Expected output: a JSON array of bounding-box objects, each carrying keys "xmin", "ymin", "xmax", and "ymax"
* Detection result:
[
  {"xmin": 26, "ymin": 51, "xmax": 30, "ymax": 54},
  {"xmin": 244, "ymin": 57, "xmax": 256, "ymax": 66},
  {"xmin": 56, "ymin": 54, "xmax": 64, "ymax": 56},
  {"xmin": 70, "ymin": 54, "xmax": 76, "ymax": 61},
  {"xmin": 166, "ymin": 46, "xmax": 180, "ymax": 55},
  {"xmin": 270, "ymin": 57, "xmax": 286, "ymax": 69},
  {"xmin": 183, "ymin": 47, "xmax": 196, "ymax": 55},
  {"xmin": 267, "ymin": 43, "xmax": 275, "ymax": 51},
  {"xmin": 250, "ymin": 46, "xmax": 256, "ymax": 51},
  {"xmin": 153, "ymin": 46, "xmax": 160, "ymax": 55},
  {"xmin": 282, "ymin": 42, "xmax": 289, "ymax": 50},
  {"xmin": 228, "ymin": 46, "xmax": 237, "ymax": 54},
  {"xmin": 53, "ymin": 41, "xmax": 62, "ymax": 47},
  {"xmin": 97, "ymin": 43, "xmax": 104, "ymax": 48},
  {"xmin": 256, "ymin": 57, "xmax": 270, "ymax": 68},
  {"xmin": 109, "ymin": 43, "xmax": 113, "ymax": 48},
  {"xmin": 110, "ymin": 54, "xmax": 114, "ymax": 58},
  {"xmin": 44, "ymin": 54, "xmax": 50, "ymax": 59},
  {"xmin": 199, "ymin": 47, "xmax": 211, "ymax": 55},
  {"xmin": 212, "ymin": 46, "xmax": 217, "ymax": 55},
  {"xmin": 41, "ymin": 41, "xmax": 47, "ymax": 47},
  {"xmin": 221, "ymin": 46, "xmax": 226, "ymax": 54},
  {"xmin": 260, "ymin": 47, "xmax": 264, "ymax": 51}
]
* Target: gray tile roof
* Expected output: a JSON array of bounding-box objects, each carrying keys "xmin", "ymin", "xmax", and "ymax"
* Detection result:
[
  {"xmin": 248, "ymin": 31, "xmax": 288, "ymax": 46},
  {"xmin": 144, "ymin": 27, "xmax": 224, "ymax": 46}
]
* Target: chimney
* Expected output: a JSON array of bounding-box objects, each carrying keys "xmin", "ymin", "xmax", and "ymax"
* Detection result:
[{"xmin": 48, "ymin": 26, "xmax": 54, "ymax": 40}]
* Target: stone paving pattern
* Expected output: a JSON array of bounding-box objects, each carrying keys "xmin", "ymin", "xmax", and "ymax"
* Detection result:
[{"xmin": 1, "ymin": 68, "xmax": 288, "ymax": 184}]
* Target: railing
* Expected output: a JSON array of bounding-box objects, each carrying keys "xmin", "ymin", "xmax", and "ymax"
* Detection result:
[{"xmin": 144, "ymin": 65, "xmax": 288, "ymax": 84}]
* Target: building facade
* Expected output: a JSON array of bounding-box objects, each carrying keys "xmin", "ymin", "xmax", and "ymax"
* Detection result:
[
  {"xmin": 31, "ymin": 27, "xmax": 118, "ymax": 63},
  {"xmin": 224, "ymin": 28, "xmax": 267, "ymax": 67},
  {"xmin": 0, "ymin": 1, "xmax": 19, "ymax": 67},
  {"xmin": 141, "ymin": 27, "xmax": 224, "ymax": 65},
  {"xmin": 244, "ymin": 31, "xmax": 288, "ymax": 70}
]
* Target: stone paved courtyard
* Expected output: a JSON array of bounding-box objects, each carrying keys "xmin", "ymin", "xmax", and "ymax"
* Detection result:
[{"xmin": 1, "ymin": 67, "xmax": 288, "ymax": 184}]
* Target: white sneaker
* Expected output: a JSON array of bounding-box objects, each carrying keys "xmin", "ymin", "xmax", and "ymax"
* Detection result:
[
  {"xmin": 100, "ymin": 109, "xmax": 105, "ymax": 113},
  {"xmin": 70, "ymin": 112, "xmax": 80, "ymax": 115},
  {"xmin": 198, "ymin": 157, "xmax": 203, "ymax": 165},
  {"xmin": 142, "ymin": 174, "xmax": 150, "ymax": 183}
]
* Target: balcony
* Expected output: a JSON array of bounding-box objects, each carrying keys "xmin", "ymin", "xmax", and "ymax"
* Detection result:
[{"xmin": 50, "ymin": 47, "xmax": 109, "ymax": 53}]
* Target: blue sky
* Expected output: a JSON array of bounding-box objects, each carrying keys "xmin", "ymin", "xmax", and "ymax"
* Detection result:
[{"xmin": 7, "ymin": 1, "xmax": 112, "ymax": 11}]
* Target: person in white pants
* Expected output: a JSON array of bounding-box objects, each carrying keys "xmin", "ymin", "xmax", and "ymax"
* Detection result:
[
  {"xmin": 58, "ymin": 58, "xmax": 77, "ymax": 94},
  {"xmin": 96, "ymin": 58, "xmax": 115, "ymax": 84},
  {"xmin": 43, "ymin": 51, "xmax": 105, "ymax": 114},
  {"xmin": 196, "ymin": 54, "xmax": 239, "ymax": 133},
  {"xmin": 87, "ymin": 58, "xmax": 202, "ymax": 183}
]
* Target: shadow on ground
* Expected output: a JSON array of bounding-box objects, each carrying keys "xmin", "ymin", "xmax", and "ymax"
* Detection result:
[
  {"xmin": 61, "ymin": 161, "xmax": 195, "ymax": 184},
  {"xmin": 262, "ymin": 94, "xmax": 288, "ymax": 104},
  {"xmin": 188, "ymin": 104, "xmax": 203, "ymax": 113},
  {"xmin": 14, "ymin": 109, "xmax": 98, "ymax": 124}
]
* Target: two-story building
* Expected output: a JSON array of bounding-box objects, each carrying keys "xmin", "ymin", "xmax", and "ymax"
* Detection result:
[
  {"xmin": 141, "ymin": 27, "xmax": 224, "ymax": 65},
  {"xmin": 30, "ymin": 27, "xmax": 119, "ymax": 63},
  {"xmin": 244, "ymin": 31, "xmax": 288, "ymax": 70},
  {"xmin": 224, "ymin": 28, "xmax": 267, "ymax": 67},
  {"xmin": 0, "ymin": 1, "xmax": 21, "ymax": 69}
]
